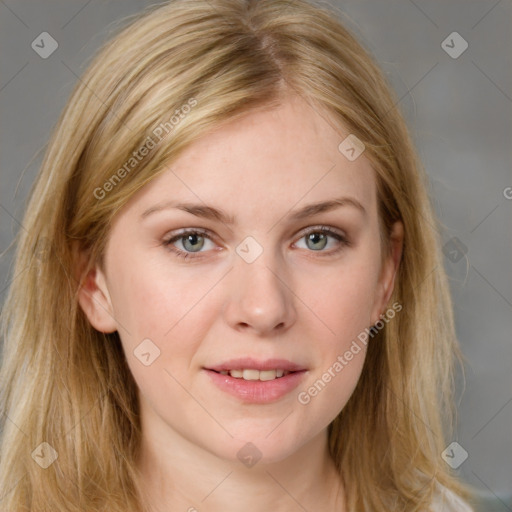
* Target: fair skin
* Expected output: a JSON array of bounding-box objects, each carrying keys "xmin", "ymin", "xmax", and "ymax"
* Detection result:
[{"xmin": 78, "ymin": 95, "xmax": 403, "ymax": 512}]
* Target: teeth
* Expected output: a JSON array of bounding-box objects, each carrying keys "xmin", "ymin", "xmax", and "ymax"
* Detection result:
[
  {"xmin": 218, "ymin": 369, "xmax": 290, "ymax": 381},
  {"xmin": 259, "ymin": 370, "xmax": 278, "ymax": 381},
  {"xmin": 243, "ymin": 369, "xmax": 260, "ymax": 380}
]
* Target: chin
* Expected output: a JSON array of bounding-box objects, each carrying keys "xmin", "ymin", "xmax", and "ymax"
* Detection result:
[{"xmin": 207, "ymin": 433, "xmax": 306, "ymax": 467}]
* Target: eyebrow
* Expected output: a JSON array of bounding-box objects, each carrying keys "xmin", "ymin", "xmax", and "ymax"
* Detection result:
[{"xmin": 139, "ymin": 196, "xmax": 366, "ymax": 224}]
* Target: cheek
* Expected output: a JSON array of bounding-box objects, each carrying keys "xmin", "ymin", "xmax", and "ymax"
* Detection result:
[
  {"xmin": 107, "ymin": 247, "xmax": 217, "ymax": 337},
  {"xmin": 298, "ymin": 348, "xmax": 366, "ymax": 420},
  {"xmin": 108, "ymin": 252, "xmax": 224, "ymax": 382},
  {"xmin": 303, "ymin": 255, "xmax": 381, "ymax": 344},
  {"xmin": 113, "ymin": 271, "xmax": 220, "ymax": 421},
  {"xmin": 293, "ymin": 253, "xmax": 380, "ymax": 417}
]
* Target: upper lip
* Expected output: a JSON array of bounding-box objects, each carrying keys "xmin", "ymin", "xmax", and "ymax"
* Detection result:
[{"xmin": 204, "ymin": 358, "xmax": 307, "ymax": 372}]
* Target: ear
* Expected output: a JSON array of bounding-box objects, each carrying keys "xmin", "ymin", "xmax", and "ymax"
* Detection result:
[
  {"xmin": 76, "ymin": 251, "xmax": 118, "ymax": 334},
  {"xmin": 370, "ymin": 221, "xmax": 404, "ymax": 325}
]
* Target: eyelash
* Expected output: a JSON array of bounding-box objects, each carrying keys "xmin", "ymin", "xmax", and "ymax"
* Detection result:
[{"xmin": 162, "ymin": 226, "xmax": 349, "ymax": 261}]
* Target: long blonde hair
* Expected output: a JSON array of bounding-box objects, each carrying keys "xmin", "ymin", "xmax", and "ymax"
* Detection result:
[{"xmin": 0, "ymin": 0, "xmax": 477, "ymax": 510}]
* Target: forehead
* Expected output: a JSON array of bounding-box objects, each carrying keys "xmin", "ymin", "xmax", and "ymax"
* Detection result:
[{"xmin": 126, "ymin": 96, "xmax": 378, "ymax": 223}]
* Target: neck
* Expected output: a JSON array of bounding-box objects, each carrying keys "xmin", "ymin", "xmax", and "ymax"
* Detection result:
[{"xmin": 136, "ymin": 411, "xmax": 345, "ymax": 512}]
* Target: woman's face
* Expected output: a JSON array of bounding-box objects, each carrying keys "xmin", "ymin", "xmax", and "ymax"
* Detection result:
[{"xmin": 79, "ymin": 95, "xmax": 402, "ymax": 465}]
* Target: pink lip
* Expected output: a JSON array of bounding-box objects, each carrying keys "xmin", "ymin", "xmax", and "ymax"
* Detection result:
[
  {"xmin": 204, "ymin": 357, "xmax": 306, "ymax": 372},
  {"xmin": 204, "ymin": 370, "xmax": 307, "ymax": 403},
  {"xmin": 203, "ymin": 358, "xmax": 308, "ymax": 404}
]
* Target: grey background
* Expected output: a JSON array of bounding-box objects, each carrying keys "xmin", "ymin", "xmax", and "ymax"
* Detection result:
[{"xmin": 1, "ymin": 0, "xmax": 511, "ymax": 508}]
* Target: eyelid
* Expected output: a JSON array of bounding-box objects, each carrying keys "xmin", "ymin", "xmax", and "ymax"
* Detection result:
[
  {"xmin": 166, "ymin": 227, "xmax": 212, "ymax": 238},
  {"xmin": 293, "ymin": 224, "xmax": 346, "ymax": 240}
]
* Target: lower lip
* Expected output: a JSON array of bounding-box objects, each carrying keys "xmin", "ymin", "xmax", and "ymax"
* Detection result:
[{"xmin": 204, "ymin": 369, "xmax": 307, "ymax": 403}]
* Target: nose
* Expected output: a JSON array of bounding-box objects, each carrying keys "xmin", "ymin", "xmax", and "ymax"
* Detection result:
[{"xmin": 223, "ymin": 250, "xmax": 297, "ymax": 336}]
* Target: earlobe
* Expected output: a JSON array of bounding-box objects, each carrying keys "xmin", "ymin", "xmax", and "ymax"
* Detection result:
[
  {"xmin": 371, "ymin": 221, "xmax": 404, "ymax": 324},
  {"xmin": 76, "ymin": 261, "xmax": 118, "ymax": 334}
]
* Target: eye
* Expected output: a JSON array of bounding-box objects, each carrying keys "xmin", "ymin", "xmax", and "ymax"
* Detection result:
[
  {"xmin": 163, "ymin": 229, "xmax": 217, "ymax": 260},
  {"xmin": 162, "ymin": 225, "xmax": 349, "ymax": 261},
  {"xmin": 293, "ymin": 226, "xmax": 349, "ymax": 255}
]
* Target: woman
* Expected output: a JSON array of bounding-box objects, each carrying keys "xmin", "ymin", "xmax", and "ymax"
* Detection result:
[{"xmin": 0, "ymin": 0, "xmax": 478, "ymax": 510}]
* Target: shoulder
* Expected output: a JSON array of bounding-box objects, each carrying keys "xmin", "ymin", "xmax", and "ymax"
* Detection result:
[{"xmin": 430, "ymin": 483, "xmax": 474, "ymax": 512}]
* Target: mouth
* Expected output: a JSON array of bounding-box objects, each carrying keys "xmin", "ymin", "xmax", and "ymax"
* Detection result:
[
  {"xmin": 203, "ymin": 358, "xmax": 308, "ymax": 403},
  {"xmin": 204, "ymin": 357, "xmax": 306, "ymax": 378},
  {"xmin": 210, "ymin": 368, "xmax": 294, "ymax": 381}
]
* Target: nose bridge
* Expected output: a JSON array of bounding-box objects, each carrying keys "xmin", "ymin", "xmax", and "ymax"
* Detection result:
[
  {"xmin": 239, "ymin": 256, "xmax": 283, "ymax": 303},
  {"xmin": 224, "ymin": 240, "xmax": 296, "ymax": 334}
]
